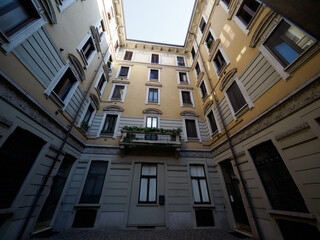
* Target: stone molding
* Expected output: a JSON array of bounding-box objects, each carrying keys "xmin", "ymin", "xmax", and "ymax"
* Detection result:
[
  {"xmin": 275, "ymin": 123, "xmax": 310, "ymax": 141},
  {"xmin": 203, "ymin": 101, "xmax": 214, "ymax": 115},
  {"xmin": 180, "ymin": 111, "xmax": 199, "ymax": 117},
  {"xmin": 143, "ymin": 108, "xmax": 162, "ymax": 115},
  {"xmin": 219, "ymin": 68, "xmax": 237, "ymax": 91},
  {"xmin": 90, "ymin": 93, "xmax": 100, "ymax": 110},
  {"xmin": 103, "ymin": 105, "xmax": 124, "ymax": 112}
]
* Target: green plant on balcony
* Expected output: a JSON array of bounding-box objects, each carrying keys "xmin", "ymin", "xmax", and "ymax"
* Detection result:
[{"xmin": 121, "ymin": 126, "xmax": 182, "ymax": 136}]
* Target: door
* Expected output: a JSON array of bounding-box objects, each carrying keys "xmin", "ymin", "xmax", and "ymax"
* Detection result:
[
  {"xmin": 127, "ymin": 163, "xmax": 165, "ymax": 227},
  {"xmin": 220, "ymin": 160, "xmax": 251, "ymax": 233},
  {"xmin": 34, "ymin": 154, "xmax": 75, "ymax": 231}
]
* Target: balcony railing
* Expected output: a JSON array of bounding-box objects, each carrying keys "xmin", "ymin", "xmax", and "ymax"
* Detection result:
[{"xmin": 120, "ymin": 127, "xmax": 182, "ymax": 146}]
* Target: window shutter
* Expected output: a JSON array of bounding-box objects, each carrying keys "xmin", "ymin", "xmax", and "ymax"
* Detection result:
[
  {"xmin": 90, "ymin": 26, "xmax": 101, "ymax": 52},
  {"xmin": 102, "ymin": 64, "xmax": 110, "ymax": 82}
]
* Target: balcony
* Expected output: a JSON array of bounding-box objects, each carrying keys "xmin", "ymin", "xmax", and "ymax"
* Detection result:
[{"xmin": 119, "ymin": 127, "xmax": 182, "ymax": 158}]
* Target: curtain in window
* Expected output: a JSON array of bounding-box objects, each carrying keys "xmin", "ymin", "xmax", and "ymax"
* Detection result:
[
  {"xmin": 226, "ymin": 82, "xmax": 246, "ymax": 113},
  {"xmin": 182, "ymin": 91, "xmax": 192, "ymax": 104},
  {"xmin": 112, "ymin": 86, "xmax": 124, "ymax": 99},
  {"xmin": 102, "ymin": 115, "xmax": 117, "ymax": 134},
  {"xmin": 207, "ymin": 111, "xmax": 217, "ymax": 133},
  {"xmin": 119, "ymin": 67, "xmax": 129, "ymax": 76}
]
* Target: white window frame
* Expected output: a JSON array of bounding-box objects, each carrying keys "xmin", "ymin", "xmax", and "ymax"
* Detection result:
[
  {"xmin": 198, "ymin": 15, "xmax": 208, "ymax": 36},
  {"xmin": 0, "ymin": 1, "xmax": 47, "ymax": 54},
  {"xmin": 97, "ymin": 111, "xmax": 122, "ymax": 138},
  {"xmin": 148, "ymin": 68, "xmax": 161, "ymax": 82},
  {"xmin": 206, "ymin": 107, "xmax": 221, "ymax": 137},
  {"xmin": 143, "ymin": 114, "xmax": 160, "ymax": 128},
  {"xmin": 212, "ymin": 45, "xmax": 230, "ymax": 78},
  {"xmin": 224, "ymin": 76, "xmax": 254, "ymax": 120},
  {"xmin": 77, "ymin": 33, "xmax": 97, "ymax": 68},
  {"xmin": 205, "ymin": 28, "xmax": 218, "ymax": 54},
  {"xmin": 176, "ymin": 56, "xmax": 186, "ymax": 67},
  {"xmin": 44, "ymin": 62, "xmax": 79, "ymax": 111},
  {"xmin": 146, "ymin": 86, "xmax": 160, "ymax": 105},
  {"xmin": 179, "ymin": 89, "xmax": 195, "ymax": 108},
  {"xmin": 94, "ymin": 71, "xmax": 107, "ymax": 97},
  {"xmin": 77, "ymin": 101, "xmax": 96, "ymax": 128},
  {"xmin": 189, "ymin": 164, "xmax": 211, "ymax": 204},
  {"xmin": 220, "ymin": 0, "xmax": 232, "ymax": 13},
  {"xmin": 258, "ymin": 19, "xmax": 317, "ymax": 80},
  {"xmin": 57, "ymin": 0, "xmax": 76, "ymax": 12},
  {"xmin": 233, "ymin": 0, "xmax": 262, "ymax": 36},
  {"xmin": 182, "ymin": 117, "xmax": 202, "ymax": 142},
  {"xmin": 108, "ymin": 83, "xmax": 128, "ymax": 102},
  {"xmin": 123, "ymin": 50, "xmax": 134, "ymax": 61},
  {"xmin": 177, "ymin": 71, "xmax": 190, "ymax": 85},
  {"xmin": 150, "ymin": 53, "xmax": 161, "ymax": 64},
  {"xmin": 198, "ymin": 78, "xmax": 210, "ymax": 103},
  {"xmin": 94, "ymin": 18, "xmax": 106, "ymax": 42},
  {"xmin": 116, "ymin": 65, "xmax": 132, "ymax": 79}
]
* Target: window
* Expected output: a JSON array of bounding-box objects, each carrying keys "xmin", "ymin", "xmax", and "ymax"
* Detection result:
[
  {"xmin": 264, "ymin": 20, "xmax": 314, "ymax": 67},
  {"xmin": 195, "ymin": 62, "xmax": 201, "ymax": 76},
  {"xmin": 124, "ymin": 51, "xmax": 133, "ymax": 60},
  {"xmin": 151, "ymin": 54, "xmax": 159, "ymax": 64},
  {"xmin": 56, "ymin": 0, "xmax": 76, "ymax": 12},
  {"xmin": 149, "ymin": 69, "xmax": 159, "ymax": 81},
  {"xmin": 72, "ymin": 209, "xmax": 97, "ymax": 228},
  {"xmin": 221, "ymin": 0, "xmax": 232, "ymax": 7},
  {"xmin": 139, "ymin": 164, "xmax": 157, "ymax": 203},
  {"xmin": 0, "ymin": 127, "xmax": 45, "ymax": 208},
  {"xmin": 80, "ymin": 161, "xmax": 108, "ymax": 204},
  {"xmin": 178, "ymin": 72, "xmax": 188, "ymax": 84},
  {"xmin": 191, "ymin": 47, "xmax": 196, "ymax": 60},
  {"xmin": 181, "ymin": 91, "xmax": 193, "ymax": 106},
  {"xmin": 53, "ymin": 68, "xmax": 77, "ymax": 102},
  {"xmin": 101, "ymin": 114, "xmax": 118, "ymax": 135},
  {"xmin": 206, "ymin": 32, "xmax": 214, "ymax": 50},
  {"xmin": 118, "ymin": 66, "xmax": 129, "ymax": 78},
  {"xmin": 97, "ymin": 20, "xmax": 105, "ymax": 38},
  {"xmin": 190, "ymin": 165, "xmax": 210, "ymax": 204},
  {"xmin": 226, "ymin": 81, "xmax": 247, "ymax": 113},
  {"xmin": 199, "ymin": 81, "xmax": 208, "ymax": 100},
  {"xmin": 199, "ymin": 17, "xmax": 206, "ymax": 33},
  {"xmin": 249, "ymin": 140, "xmax": 308, "ymax": 213},
  {"xmin": 0, "ymin": 0, "xmax": 39, "ymax": 38},
  {"xmin": 207, "ymin": 110, "xmax": 218, "ymax": 134},
  {"xmin": 185, "ymin": 119, "xmax": 198, "ymax": 138},
  {"xmin": 111, "ymin": 85, "xmax": 125, "ymax": 100},
  {"xmin": 148, "ymin": 88, "xmax": 158, "ymax": 103},
  {"xmin": 114, "ymin": 40, "xmax": 119, "ymax": 51},
  {"xmin": 146, "ymin": 116, "xmax": 158, "ymax": 128},
  {"xmin": 177, "ymin": 57, "xmax": 185, "ymax": 66},
  {"xmin": 213, "ymin": 50, "xmax": 226, "ymax": 74},
  {"xmin": 236, "ymin": 0, "xmax": 260, "ymax": 27},
  {"xmin": 78, "ymin": 34, "xmax": 96, "ymax": 67},
  {"xmin": 96, "ymin": 73, "xmax": 107, "ymax": 95},
  {"xmin": 82, "ymin": 104, "xmax": 94, "ymax": 129}
]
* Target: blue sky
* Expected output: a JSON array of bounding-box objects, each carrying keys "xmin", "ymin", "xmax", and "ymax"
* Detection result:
[{"xmin": 122, "ymin": 0, "xmax": 195, "ymax": 45}]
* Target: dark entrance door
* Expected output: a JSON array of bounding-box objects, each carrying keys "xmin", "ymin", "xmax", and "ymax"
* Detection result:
[
  {"xmin": 34, "ymin": 154, "xmax": 76, "ymax": 231},
  {"xmin": 220, "ymin": 159, "xmax": 251, "ymax": 233}
]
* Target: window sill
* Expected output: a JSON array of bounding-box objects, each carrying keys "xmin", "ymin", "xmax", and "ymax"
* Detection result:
[
  {"xmin": 74, "ymin": 203, "xmax": 100, "ymax": 208},
  {"xmin": 268, "ymin": 209, "xmax": 315, "ymax": 220},
  {"xmin": 57, "ymin": 0, "xmax": 77, "ymax": 13},
  {"xmin": 149, "ymin": 79, "xmax": 159, "ymax": 82},
  {"xmin": 193, "ymin": 204, "xmax": 215, "ymax": 208},
  {"xmin": 136, "ymin": 203, "xmax": 159, "ymax": 207},
  {"xmin": 186, "ymin": 137, "xmax": 200, "ymax": 142},
  {"xmin": 234, "ymin": 104, "xmax": 249, "ymax": 119}
]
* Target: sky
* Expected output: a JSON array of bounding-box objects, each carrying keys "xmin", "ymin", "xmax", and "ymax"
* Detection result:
[{"xmin": 122, "ymin": 0, "xmax": 195, "ymax": 46}]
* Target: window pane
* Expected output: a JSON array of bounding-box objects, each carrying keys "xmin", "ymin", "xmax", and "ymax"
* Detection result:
[
  {"xmin": 148, "ymin": 178, "xmax": 156, "ymax": 202},
  {"xmin": 264, "ymin": 20, "xmax": 314, "ymax": 67},
  {"xmin": 53, "ymin": 69, "xmax": 76, "ymax": 101},
  {"xmin": 200, "ymin": 179, "xmax": 209, "ymax": 202},
  {"xmin": 152, "ymin": 117, "xmax": 158, "ymax": 128},
  {"xmin": 124, "ymin": 51, "xmax": 133, "ymax": 60},
  {"xmin": 191, "ymin": 47, "xmax": 195, "ymax": 59},
  {"xmin": 179, "ymin": 72, "xmax": 187, "ymax": 82},
  {"xmin": 226, "ymin": 82, "xmax": 247, "ymax": 113},
  {"xmin": 102, "ymin": 115, "xmax": 117, "ymax": 134},
  {"xmin": 112, "ymin": 86, "xmax": 124, "ymax": 99},
  {"xmin": 186, "ymin": 119, "xmax": 198, "ymax": 138},
  {"xmin": 208, "ymin": 111, "xmax": 218, "ymax": 133},
  {"xmin": 213, "ymin": 51, "xmax": 226, "ymax": 73},
  {"xmin": 139, "ymin": 178, "xmax": 148, "ymax": 202},
  {"xmin": 119, "ymin": 67, "xmax": 129, "ymax": 77},
  {"xmin": 249, "ymin": 140, "xmax": 308, "ymax": 212},
  {"xmin": 80, "ymin": 161, "xmax": 108, "ymax": 203},
  {"xmin": 200, "ymin": 82, "xmax": 207, "ymax": 99},
  {"xmin": 192, "ymin": 179, "xmax": 201, "ymax": 202},
  {"xmin": 191, "ymin": 165, "xmax": 204, "ymax": 177},
  {"xmin": 150, "ymin": 70, "xmax": 158, "ymax": 79},
  {"xmin": 237, "ymin": 0, "xmax": 260, "ymax": 26},
  {"xmin": 177, "ymin": 57, "xmax": 185, "ymax": 66},
  {"xmin": 142, "ymin": 164, "xmax": 156, "ymax": 176}
]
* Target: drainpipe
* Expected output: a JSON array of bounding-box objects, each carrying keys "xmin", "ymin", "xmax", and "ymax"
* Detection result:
[
  {"xmin": 189, "ymin": 32, "xmax": 263, "ymax": 240},
  {"xmin": 17, "ymin": 47, "xmax": 110, "ymax": 240}
]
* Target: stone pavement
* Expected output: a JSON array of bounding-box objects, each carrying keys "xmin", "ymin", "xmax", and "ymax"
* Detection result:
[{"xmin": 32, "ymin": 228, "xmax": 252, "ymax": 240}]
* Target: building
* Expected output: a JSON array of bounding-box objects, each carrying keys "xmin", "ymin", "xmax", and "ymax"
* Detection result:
[{"xmin": 0, "ymin": 0, "xmax": 319, "ymax": 239}]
